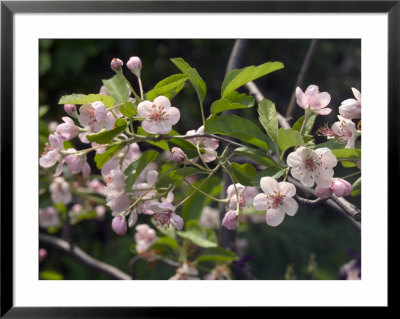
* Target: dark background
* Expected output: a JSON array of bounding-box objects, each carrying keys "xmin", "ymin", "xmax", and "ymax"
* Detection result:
[{"xmin": 39, "ymin": 39, "xmax": 361, "ymax": 280}]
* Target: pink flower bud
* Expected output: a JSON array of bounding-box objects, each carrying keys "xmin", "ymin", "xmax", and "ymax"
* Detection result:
[
  {"xmin": 315, "ymin": 185, "xmax": 333, "ymax": 199},
  {"xmin": 56, "ymin": 117, "xmax": 78, "ymax": 141},
  {"xmin": 331, "ymin": 178, "xmax": 352, "ymax": 197},
  {"xmin": 126, "ymin": 56, "xmax": 142, "ymax": 77},
  {"xmin": 112, "ymin": 215, "xmax": 127, "ymax": 236},
  {"xmin": 64, "ymin": 104, "xmax": 77, "ymax": 118},
  {"xmin": 171, "ymin": 147, "xmax": 185, "ymax": 163},
  {"xmin": 111, "ymin": 58, "xmax": 123, "ymax": 72},
  {"xmin": 39, "ymin": 248, "xmax": 48, "ymax": 262},
  {"xmin": 222, "ymin": 210, "xmax": 238, "ymax": 230}
]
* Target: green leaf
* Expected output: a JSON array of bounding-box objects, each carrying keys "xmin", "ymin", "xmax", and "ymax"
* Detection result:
[
  {"xmin": 351, "ymin": 177, "xmax": 361, "ymax": 197},
  {"xmin": 341, "ymin": 161, "xmax": 357, "ymax": 168},
  {"xmin": 124, "ymin": 150, "xmax": 159, "ymax": 190},
  {"xmin": 210, "ymin": 91, "xmax": 255, "ymax": 116},
  {"xmin": 221, "ymin": 61, "xmax": 284, "ymax": 98},
  {"xmin": 331, "ymin": 148, "xmax": 361, "ymax": 161},
  {"xmin": 40, "ymin": 270, "xmax": 63, "ymax": 280},
  {"xmin": 277, "ymin": 128, "xmax": 304, "ymax": 152},
  {"xmin": 58, "ymin": 93, "xmax": 114, "ymax": 108},
  {"xmin": 136, "ymin": 127, "xmax": 170, "ymax": 151},
  {"xmin": 252, "ymin": 167, "xmax": 286, "ymax": 187},
  {"xmin": 102, "ymin": 74, "xmax": 130, "ymax": 104},
  {"xmin": 258, "ymin": 98, "xmax": 279, "ymax": 142},
  {"xmin": 39, "ymin": 105, "xmax": 49, "ymax": 118},
  {"xmin": 292, "ymin": 113, "xmax": 317, "ymax": 136},
  {"xmin": 157, "ymin": 167, "xmax": 199, "ymax": 188},
  {"xmin": 153, "ymin": 236, "xmax": 179, "ymax": 252},
  {"xmin": 195, "ymin": 247, "xmax": 238, "ymax": 263},
  {"xmin": 146, "ymin": 73, "xmax": 188, "ymax": 101},
  {"xmin": 183, "ymin": 176, "xmax": 222, "ymax": 221},
  {"xmin": 86, "ymin": 119, "xmax": 127, "ymax": 144},
  {"xmin": 313, "ymin": 139, "xmax": 346, "ymax": 150},
  {"xmin": 177, "ymin": 220, "xmax": 217, "ymax": 248},
  {"xmin": 94, "ymin": 143, "xmax": 124, "ymax": 169},
  {"xmin": 171, "ymin": 57, "xmax": 207, "ymax": 104},
  {"xmin": 119, "ymin": 101, "xmax": 137, "ymax": 118},
  {"xmin": 205, "ymin": 114, "xmax": 270, "ymax": 151},
  {"xmin": 168, "ymin": 132, "xmax": 203, "ymax": 159},
  {"xmin": 232, "ymin": 146, "xmax": 276, "ymax": 167},
  {"xmin": 227, "ymin": 162, "xmax": 257, "ymax": 186}
]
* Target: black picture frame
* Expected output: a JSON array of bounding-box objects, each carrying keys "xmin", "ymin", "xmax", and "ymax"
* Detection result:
[{"xmin": 1, "ymin": 0, "xmax": 395, "ymax": 317}]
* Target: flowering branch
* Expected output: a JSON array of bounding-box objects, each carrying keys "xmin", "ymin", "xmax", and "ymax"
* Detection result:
[{"xmin": 39, "ymin": 233, "xmax": 132, "ymax": 280}]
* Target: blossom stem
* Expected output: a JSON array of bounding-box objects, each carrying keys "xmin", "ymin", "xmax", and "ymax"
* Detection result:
[
  {"xmin": 339, "ymin": 171, "xmax": 361, "ymax": 179},
  {"xmin": 299, "ymin": 109, "xmax": 311, "ymax": 136},
  {"xmin": 138, "ymin": 77, "xmax": 144, "ymax": 100},
  {"xmin": 182, "ymin": 178, "xmax": 228, "ymax": 203},
  {"xmin": 117, "ymin": 71, "xmax": 141, "ymax": 101},
  {"xmin": 196, "ymin": 142, "xmax": 210, "ymax": 170},
  {"xmin": 175, "ymin": 163, "xmax": 221, "ymax": 209}
]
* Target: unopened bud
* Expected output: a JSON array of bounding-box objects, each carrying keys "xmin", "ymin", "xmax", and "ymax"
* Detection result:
[
  {"xmin": 64, "ymin": 104, "xmax": 77, "ymax": 117},
  {"xmin": 126, "ymin": 56, "xmax": 142, "ymax": 77},
  {"xmin": 111, "ymin": 58, "xmax": 123, "ymax": 72},
  {"xmin": 171, "ymin": 147, "xmax": 185, "ymax": 163},
  {"xmin": 112, "ymin": 215, "xmax": 127, "ymax": 236},
  {"xmin": 331, "ymin": 178, "xmax": 352, "ymax": 197},
  {"xmin": 222, "ymin": 210, "xmax": 238, "ymax": 230}
]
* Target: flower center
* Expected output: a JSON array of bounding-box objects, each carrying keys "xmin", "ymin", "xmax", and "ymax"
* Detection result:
[
  {"xmin": 153, "ymin": 210, "xmax": 172, "ymax": 228},
  {"xmin": 148, "ymin": 104, "xmax": 168, "ymax": 123},
  {"xmin": 87, "ymin": 109, "xmax": 95, "ymax": 118},
  {"xmin": 42, "ymin": 142, "xmax": 51, "ymax": 156},
  {"xmin": 106, "ymin": 176, "xmax": 113, "ymax": 184},
  {"xmin": 267, "ymin": 191, "xmax": 286, "ymax": 209},
  {"xmin": 304, "ymin": 155, "xmax": 322, "ymax": 172}
]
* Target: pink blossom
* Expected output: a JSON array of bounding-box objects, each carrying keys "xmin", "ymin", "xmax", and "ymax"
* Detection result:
[
  {"xmin": 296, "ymin": 85, "xmax": 332, "ymax": 115},
  {"xmin": 87, "ymin": 179, "xmax": 107, "ymax": 196},
  {"xmin": 199, "ymin": 206, "xmax": 220, "ymax": 229},
  {"xmin": 126, "ymin": 56, "xmax": 142, "ymax": 77},
  {"xmin": 61, "ymin": 149, "xmax": 90, "ymax": 177},
  {"xmin": 339, "ymin": 88, "xmax": 361, "ymax": 119},
  {"xmin": 105, "ymin": 169, "xmax": 126, "ymax": 198},
  {"xmin": 331, "ymin": 116, "xmax": 358, "ymax": 148},
  {"xmin": 226, "ymin": 183, "xmax": 258, "ymax": 210},
  {"xmin": 78, "ymin": 102, "xmax": 115, "ymax": 133},
  {"xmin": 171, "ymin": 147, "xmax": 185, "ymax": 163},
  {"xmin": 56, "ymin": 117, "xmax": 78, "ymax": 140},
  {"xmin": 134, "ymin": 224, "xmax": 156, "ymax": 254},
  {"xmin": 169, "ymin": 262, "xmax": 199, "ymax": 280},
  {"xmin": 64, "ymin": 104, "xmax": 77, "ymax": 118},
  {"xmin": 39, "ymin": 207, "xmax": 60, "ymax": 228},
  {"xmin": 111, "ymin": 215, "xmax": 127, "ymax": 236},
  {"xmin": 95, "ymin": 205, "xmax": 106, "ymax": 220},
  {"xmin": 138, "ymin": 96, "xmax": 180, "ymax": 134},
  {"xmin": 39, "ymin": 248, "xmax": 48, "ymax": 262},
  {"xmin": 331, "ymin": 178, "xmax": 353, "ymax": 197},
  {"xmin": 72, "ymin": 204, "xmax": 83, "ymax": 213},
  {"xmin": 186, "ymin": 126, "xmax": 219, "ymax": 163},
  {"xmin": 101, "ymin": 142, "xmax": 141, "ymax": 178},
  {"xmin": 222, "ymin": 210, "xmax": 238, "ymax": 230},
  {"xmin": 287, "ymin": 147, "xmax": 337, "ymax": 188},
  {"xmin": 151, "ymin": 201, "xmax": 184, "ymax": 230},
  {"xmin": 107, "ymin": 193, "xmax": 132, "ymax": 214},
  {"xmin": 110, "ymin": 58, "xmax": 123, "ymax": 72},
  {"xmin": 253, "ymin": 177, "xmax": 298, "ymax": 227},
  {"xmin": 39, "ymin": 133, "xmax": 63, "ymax": 168},
  {"xmin": 204, "ymin": 265, "xmax": 231, "ymax": 280},
  {"xmin": 49, "ymin": 177, "xmax": 72, "ymax": 204}
]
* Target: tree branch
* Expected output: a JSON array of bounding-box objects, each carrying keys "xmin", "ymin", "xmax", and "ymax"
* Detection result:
[
  {"xmin": 294, "ymin": 194, "xmax": 326, "ymax": 206},
  {"xmin": 285, "ymin": 39, "xmax": 318, "ymax": 119},
  {"xmin": 39, "ymin": 233, "xmax": 132, "ymax": 280},
  {"xmin": 225, "ymin": 39, "xmax": 250, "ymax": 76}
]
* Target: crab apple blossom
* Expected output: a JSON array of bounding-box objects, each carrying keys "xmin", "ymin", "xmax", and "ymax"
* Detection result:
[
  {"xmin": 171, "ymin": 147, "xmax": 185, "ymax": 163},
  {"xmin": 63, "ymin": 150, "xmax": 91, "ymax": 177},
  {"xmin": 339, "ymin": 88, "xmax": 361, "ymax": 120},
  {"xmin": 287, "ymin": 147, "xmax": 337, "ymax": 188},
  {"xmin": 204, "ymin": 265, "xmax": 231, "ymax": 280},
  {"xmin": 126, "ymin": 56, "xmax": 142, "ymax": 77},
  {"xmin": 50, "ymin": 177, "xmax": 72, "ymax": 204},
  {"xmin": 78, "ymin": 102, "xmax": 115, "ymax": 133},
  {"xmin": 64, "ymin": 104, "xmax": 77, "ymax": 118},
  {"xmin": 39, "ymin": 207, "xmax": 60, "ymax": 228},
  {"xmin": 151, "ymin": 201, "xmax": 184, "ymax": 230},
  {"xmin": 253, "ymin": 177, "xmax": 298, "ymax": 227},
  {"xmin": 199, "ymin": 206, "xmax": 220, "ymax": 229},
  {"xmin": 39, "ymin": 133, "xmax": 63, "ymax": 169},
  {"xmin": 186, "ymin": 126, "xmax": 219, "ymax": 163},
  {"xmin": 95, "ymin": 205, "xmax": 106, "ymax": 220},
  {"xmin": 56, "ymin": 117, "xmax": 79, "ymax": 141},
  {"xmin": 169, "ymin": 262, "xmax": 199, "ymax": 280},
  {"xmin": 110, "ymin": 58, "xmax": 123, "ymax": 72},
  {"xmin": 226, "ymin": 183, "xmax": 258, "ymax": 210},
  {"xmin": 222, "ymin": 210, "xmax": 238, "ymax": 230},
  {"xmin": 39, "ymin": 248, "xmax": 48, "ymax": 262},
  {"xmin": 134, "ymin": 224, "xmax": 157, "ymax": 254},
  {"xmin": 296, "ymin": 84, "xmax": 332, "ymax": 115},
  {"xmin": 101, "ymin": 142, "xmax": 141, "ymax": 178},
  {"xmin": 112, "ymin": 215, "xmax": 128, "ymax": 236},
  {"xmin": 138, "ymin": 96, "xmax": 180, "ymax": 134},
  {"xmin": 331, "ymin": 116, "xmax": 358, "ymax": 149}
]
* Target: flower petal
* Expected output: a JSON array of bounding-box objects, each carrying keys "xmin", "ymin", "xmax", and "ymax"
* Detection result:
[
  {"xmin": 281, "ymin": 197, "xmax": 298, "ymax": 216},
  {"xmin": 260, "ymin": 176, "xmax": 279, "ymax": 195},
  {"xmin": 137, "ymin": 101, "xmax": 154, "ymax": 118},
  {"xmin": 164, "ymin": 107, "xmax": 180, "ymax": 126},
  {"xmin": 265, "ymin": 208, "xmax": 285, "ymax": 226},
  {"xmin": 153, "ymin": 96, "xmax": 171, "ymax": 109},
  {"xmin": 253, "ymin": 193, "xmax": 269, "ymax": 211},
  {"xmin": 279, "ymin": 182, "xmax": 296, "ymax": 197}
]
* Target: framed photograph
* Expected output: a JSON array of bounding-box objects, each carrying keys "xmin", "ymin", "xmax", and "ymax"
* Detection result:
[{"xmin": 1, "ymin": 0, "xmax": 395, "ymax": 316}]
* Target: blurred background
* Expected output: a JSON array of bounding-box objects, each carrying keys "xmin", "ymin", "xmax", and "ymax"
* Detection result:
[{"xmin": 39, "ymin": 39, "xmax": 361, "ymax": 280}]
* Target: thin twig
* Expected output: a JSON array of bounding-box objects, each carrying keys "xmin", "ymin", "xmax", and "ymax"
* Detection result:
[
  {"xmin": 225, "ymin": 39, "xmax": 250, "ymax": 76},
  {"xmin": 285, "ymin": 39, "xmax": 318, "ymax": 119},
  {"xmin": 294, "ymin": 194, "xmax": 326, "ymax": 207},
  {"xmin": 39, "ymin": 233, "xmax": 132, "ymax": 280}
]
